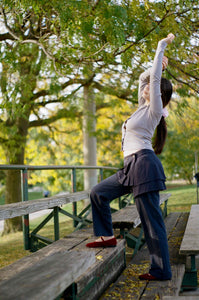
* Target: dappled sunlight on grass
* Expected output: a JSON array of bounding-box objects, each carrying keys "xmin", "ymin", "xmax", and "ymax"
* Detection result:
[{"xmin": 0, "ymin": 232, "xmax": 29, "ymax": 268}]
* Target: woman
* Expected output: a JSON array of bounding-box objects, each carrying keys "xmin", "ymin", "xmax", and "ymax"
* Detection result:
[{"xmin": 86, "ymin": 33, "xmax": 175, "ymax": 281}]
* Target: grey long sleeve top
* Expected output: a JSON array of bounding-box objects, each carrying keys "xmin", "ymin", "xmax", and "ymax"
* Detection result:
[{"xmin": 122, "ymin": 40, "xmax": 168, "ymax": 157}]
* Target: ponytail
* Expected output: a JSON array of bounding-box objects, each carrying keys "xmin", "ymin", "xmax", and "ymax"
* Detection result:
[
  {"xmin": 153, "ymin": 77, "xmax": 172, "ymax": 154},
  {"xmin": 153, "ymin": 116, "xmax": 167, "ymax": 155}
]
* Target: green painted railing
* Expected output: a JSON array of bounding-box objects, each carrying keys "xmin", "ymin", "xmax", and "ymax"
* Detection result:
[{"xmin": 0, "ymin": 164, "xmax": 119, "ymax": 251}]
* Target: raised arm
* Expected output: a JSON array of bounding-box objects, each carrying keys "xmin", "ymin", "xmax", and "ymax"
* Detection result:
[
  {"xmin": 150, "ymin": 33, "xmax": 175, "ymax": 114},
  {"xmin": 138, "ymin": 68, "xmax": 151, "ymax": 106}
]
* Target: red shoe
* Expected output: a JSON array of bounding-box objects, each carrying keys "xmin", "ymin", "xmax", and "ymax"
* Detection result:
[
  {"xmin": 86, "ymin": 237, "xmax": 117, "ymax": 248},
  {"xmin": 139, "ymin": 273, "xmax": 158, "ymax": 281}
]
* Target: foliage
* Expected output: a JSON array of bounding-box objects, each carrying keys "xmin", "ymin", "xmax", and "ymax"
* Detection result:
[
  {"xmin": 25, "ymin": 95, "xmax": 131, "ymax": 194},
  {"xmin": 0, "ymin": 0, "xmax": 198, "ymax": 162},
  {"xmin": 162, "ymin": 97, "xmax": 199, "ymax": 183}
]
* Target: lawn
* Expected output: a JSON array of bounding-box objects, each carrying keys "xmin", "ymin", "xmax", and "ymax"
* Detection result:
[
  {"xmin": 166, "ymin": 184, "xmax": 198, "ymax": 213},
  {"xmin": 0, "ymin": 184, "xmax": 197, "ymax": 269},
  {"xmin": 0, "ymin": 191, "xmax": 44, "ymax": 205}
]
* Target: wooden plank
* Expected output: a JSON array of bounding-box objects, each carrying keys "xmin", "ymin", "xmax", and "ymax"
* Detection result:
[
  {"xmin": 112, "ymin": 205, "xmax": 139, "ymax": 228},
  {"xmin": 71, "ymin": 239, "xmax": 126, "ymax": 300},
  {"xmin": 76, "ymin": 240, "xmax": 125, "ymax": 290},
  {"xmin": 112, "ymin": 193, "xmax": 171, "ymax": 229},
  {"xmin": 168, "ymin": 212, "xmax": 189, "ymax": 265},
  {"xmin": 100, "ymin": 212, "xmax": 187, "ymax": 300},
  {"xmin": 160, "ymin": 192, "xmax": 171, "ymax": 203},
  {"xmin": 0, "ymin": 250, "xmax": 96, "ymax": 300},
  {"xmin": 0, "ymin": 237, "xmax": 88, "ymax": 282},
  {"xmin": 66, "ymin": 226, "xmax": 94, "ymax": 238},
  {"xmin": 0, "ymin": 191, "xmax": 89, "ymax": 220},
  {"xmin": 141, "ymin": 264, "xmax": 185, "ymax": 299},
  {"xmin": 180, "ymin": 205, "xmax": 199, "ymax": 255}
]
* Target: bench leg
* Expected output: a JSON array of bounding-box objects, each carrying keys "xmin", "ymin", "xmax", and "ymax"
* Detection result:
[
  {"xmin": 162, "ymin": 199, "xmax": 168, "ymax": 218},
  {"xmin": 54, "ymin": 206, "xmax": 60, "ymax": 241},
  {"xmin": 181, "ymin": 255, "xmax": 198, "ymax": 291},
  {"xmin": 132, "ymin": 227, "xmax": 144, "ymax": 258},
  {"xmin": 119, "ymin": 227, "xmax": 144, "ymax": 258}
]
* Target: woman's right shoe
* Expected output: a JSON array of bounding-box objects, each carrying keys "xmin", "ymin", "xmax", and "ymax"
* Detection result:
[
  {"xmin": 139, "ymin": 273, "xmax": 158, "ymax": 280},
  {"xmin": 139, "ymin": 273, "xmax": 171, "ymax": 281},
  {"xmin": 86, "ymin": 237, "xmax": 117, "ymax": 248}
]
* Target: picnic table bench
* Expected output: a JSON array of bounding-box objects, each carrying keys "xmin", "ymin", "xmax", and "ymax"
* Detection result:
[
  {"xmin": 0, "ymin": 250, "xmax": 95, "ymax": 300},
  {"xmin": 0, "ymin": 231, "xmax": 126, "ymax": 300},
  {"xmin": 0, "ymin": 191, "xmax": 92, "ymax": 251},
  {"xmin": 180, "ymin": 204, "xmax": 199, "ymax": 291},
  {"xmin": 112, "ymin": 193, "xmax": 171, "ymax": 257},
  {"xmin": 0, "ymin": 190, "xmax": 172, "ymax": 300},
  {"xmin": 0, "ymin": 190, "xmax": 126, "ymax": 300}
]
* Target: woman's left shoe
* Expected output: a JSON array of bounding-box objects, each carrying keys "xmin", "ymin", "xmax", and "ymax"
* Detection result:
[
  {"xmin": 86, "ymin": 236, "xmax": 117, "ymax": 248},
  {"xmin": 139, "ymin": 273, "xmax": 171, "ymax": 281}
]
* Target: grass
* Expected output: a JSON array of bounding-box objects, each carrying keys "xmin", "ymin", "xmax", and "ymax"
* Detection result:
[
  {"xmin": 0, "ymin": 191, "xmax": 44, "ymax": 205},
  {"xmin": 166, "ymin": 184, "xmax": 197, "ymax": 213},
  {"xmin": 0, "ymin": 184, "xmax": 197, "ymax": 269}
]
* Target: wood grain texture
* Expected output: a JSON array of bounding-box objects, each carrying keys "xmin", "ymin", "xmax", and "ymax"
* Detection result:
[
  {"xmin": 141, "ymin": 264, "xmax": 185, "ymax": 299},
  {"xmin": 0, "ymin": 250, "xmax": 95, "ymax": 300},
  {"xmin": 0, "ymin": 237, "xmax": 88, "ymax": 282},
  {"xmin": 0, "ymin": 236, "xmax": 126, "ymax": 300},
  {"xmin": 180, "ymin": 205, "xmax": 199, "ymax": 255},
  {"xmin": 0, "ymin": 191, "xmax": 89, "ymax": 220},
  {"xmin": 112, "ymin": 193, "xmax": 171, "ymax": 229},
  {"xmin": 100, "ymin": 212, "xmax": 188, "ymax": 300},
  {"xmin": 74, "ymin": 240, "xmax": 126, "ymax": 300}
]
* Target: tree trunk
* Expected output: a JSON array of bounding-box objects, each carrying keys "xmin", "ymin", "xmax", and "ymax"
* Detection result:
[
  {"xmin": 83, "ymin": 84, "xmax": 97, "ymax": 192},
  {"xmin": 2, "ymin": 169, "xmax": 22, "ymax": 234},
  {"xmin": 2, "ymin": 118, "xmax": 28, "ymax": 235}
]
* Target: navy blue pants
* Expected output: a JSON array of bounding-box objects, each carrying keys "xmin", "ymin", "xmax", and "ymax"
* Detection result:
[
  {"xmin": 135, "ymin": 193, "xmax": 172, "ymax": 280},
  {"xmin": 90, "ymin": 173, "xmax": 172, "ymax": 280}
]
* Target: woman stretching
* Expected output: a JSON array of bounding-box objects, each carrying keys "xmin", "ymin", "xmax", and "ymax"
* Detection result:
[{"xmin": 86, "ymin": 33, "xmax": 175, "ymax": 281}]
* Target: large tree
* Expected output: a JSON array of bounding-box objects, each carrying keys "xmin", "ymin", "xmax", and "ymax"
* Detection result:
[
  {"xmin": 0, "ymin": 1, "xmax": 136, "ymax": 233},
  {"xmin": 0, "ymin": 0, "xmax": 198, "ymax": 233}
]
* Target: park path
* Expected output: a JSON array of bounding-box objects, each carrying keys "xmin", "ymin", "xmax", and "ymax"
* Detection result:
[{"xmin": 0, "ymin": 209, "xmax": 52, "ymax": 233}]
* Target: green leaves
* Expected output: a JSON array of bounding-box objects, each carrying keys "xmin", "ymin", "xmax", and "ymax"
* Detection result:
[{"xmin": 0, "ymin": 0, "xmax": 198, "ymax": 172}]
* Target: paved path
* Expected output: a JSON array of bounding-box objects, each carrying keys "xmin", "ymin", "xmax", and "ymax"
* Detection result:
[{"xmin": 0, "ymin": 209, "xmax": 52, "ymax": 233}]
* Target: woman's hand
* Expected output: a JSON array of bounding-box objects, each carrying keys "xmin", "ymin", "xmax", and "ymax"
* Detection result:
[
  {"xmin": 162, "ymin": 56, "xmax": 168, "ymax": 70},
  {"xmin": 162, "ymin": 33, "xmax": 175, "ymax": 44}
]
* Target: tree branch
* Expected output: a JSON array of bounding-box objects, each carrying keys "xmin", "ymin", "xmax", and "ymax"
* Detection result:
[
  {"xmin": 0, "ymin": 7, "xmax": 21, "ymax": 41},
  {"xmin": 0, "ymin": 33, "xmax": 15, "ymax": 41},
  {"xmin": 166, "ymin": 69, "xmax": 199, "ymax": 94},
  {"xmin": 29, "ymin": 108, "xmax": 81, "ymax": 128},
  {"xmin": 92, "ymin": 81, "xmax": 137, "ymax": 102}
]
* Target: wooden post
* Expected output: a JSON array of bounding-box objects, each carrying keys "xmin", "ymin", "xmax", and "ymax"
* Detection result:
[
  {"xmin": 72, "ymin": 168, "xmax": 77, "ymax": 227},
  {"xmin": 54, "ymin": 207, "xmax": 59, "ymax": 241}
]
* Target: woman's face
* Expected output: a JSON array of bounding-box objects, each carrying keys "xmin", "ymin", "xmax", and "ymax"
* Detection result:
[{"xmin": 143, "ymin": 83, "xmax": 150, "ymax": 102}]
